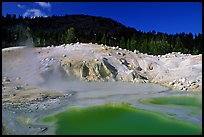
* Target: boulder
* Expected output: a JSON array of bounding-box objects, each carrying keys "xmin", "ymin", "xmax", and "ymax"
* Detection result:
[
  {"xmin": 169, "ymin": 82, "xmax": 174, "ymax": 85},
  {"xmin": 3, "ymin": 77, "xmax": 10, "ymax": 82},
  {"xmin": 81, "ymin": 64, "xmax": 89, "ymax": 78},
  {"xmin": 190, "ymin": 83, "xmax": 199, "ymax": 89},
  {"xmin": 179, "ymin": 78, "xmax": 186, "ymax": 83}
]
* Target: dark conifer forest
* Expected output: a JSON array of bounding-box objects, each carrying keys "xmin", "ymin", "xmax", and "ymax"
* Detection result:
[{"xmin": 2, "ymin": 14, "xmax": 202, "ymax": 55}]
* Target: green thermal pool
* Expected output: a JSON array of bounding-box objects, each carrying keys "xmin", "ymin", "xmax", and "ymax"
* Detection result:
[
  {"xmin": 140, "ymin": 95, "xmax": 202, "ymax": 108},
  {"xmin": 39, "ymin": 100, "xmax": 202, "ymax": 135}
]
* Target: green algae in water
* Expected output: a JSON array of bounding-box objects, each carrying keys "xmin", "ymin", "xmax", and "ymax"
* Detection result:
[
  {"xmin": 40, "ymin": 103, "xmax": 201, "ymax": 135},
  {"xmin": 141, "ymin": 95, "xmax": 202, "ymax": 120},
  {"xmin": 140, "ymin": 95, "xmax": 202, "ymax": 108}
]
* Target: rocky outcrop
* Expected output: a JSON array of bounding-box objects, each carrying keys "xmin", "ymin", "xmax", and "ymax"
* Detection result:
[
  {"xmin": 3, "ymin": 43, "xmax": 201, "ymax": 92},
  {"xmin": 102, "ymin": 58, "xmax": 118, "ymax": 79},
  {"xmin": 60, "ymin": 57, "xmax": 148, "ymax": 82},
  {"xmin": 61, "ymin": 59, "xmax": 114, "ymax": 81},
  {"xmin": 166, "ymin": 78, "xmax": 201, "ymax": 91}
]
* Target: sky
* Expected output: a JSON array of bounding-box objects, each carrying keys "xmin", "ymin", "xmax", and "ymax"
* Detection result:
[{"xmin": 2, "ymin": 2, "xmax": 202, "ymax": 35}]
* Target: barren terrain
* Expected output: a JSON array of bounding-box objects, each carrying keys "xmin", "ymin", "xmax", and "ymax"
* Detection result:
[{"xmin": 2, "ymin": 43, "xmax": 202, "ymax": 135}]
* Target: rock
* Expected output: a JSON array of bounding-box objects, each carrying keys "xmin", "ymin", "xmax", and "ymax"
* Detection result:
[
  {"xmin": 186, "ymin": 84, "xmax": 191, "ymax": 87},
  {"xmin": 136, "ymin": 66, "xmax": 142, "ymax": 71},
  {"xmin": 14, "ymin": 86, "xmax": 22, "ymax": 90},
  {"xmin": 102, "ymin": 57, "xmax": 108, "ymax": 61},
  {"xmin": 40, "ymin": 127, "xmax": 48, "ymax": 132},
  {"xmin": 3, "ymin": 77, "xmax": 10, "ymax": 82},
  {"xmin": 169, "ymin": 82, "xmax": 174, "ymax": 85},
  {"xmin": 179, "ymin": 78, "xmax": 186, "ymax": 83},
  {"xmin": 42, "ymin": 95, "xmax": 49, "ymax": 99},
  {"xmin": 94, "ymin": 59, "xmax": 99, "ymax": 62},
  {"xmin": 191, "ymin": 80, "xmax": 197, "ymax": 83},
  {"xmin": 127, "ymin": 64, "xmax": 135, "ymax": 70},
  {"xmin": 127, "ymin": 70, "xmax": 148, "ymax": 81},
  {"xmin": 187, "ymin": 80, "xmax": 196, "ymax": 84},
  {"xmin": 16, "ymin": 77, "xmax": 21, "ymax": 80},
  {"xmin": 50, "ymin": 96, "xmax": 57, "ymax": 99},
  {"xmin": 36, "ymin": 97, "xmax": 44, "ymax": 101},
  {"xmin": 173, "ymin": 80, "xmax": 177, "ymax": 83},
  {"xmin": 35, "ymin": 106, "xmax": 39, "ymax": 110},
  {"xmin": 134, "ymin": 50, "xmax": 139, "ymax": 54},
  {"xmin": 179, "ymin": 87, "xmax": 183, "ymax": 90},
  {"xmin": 120, "ymin": 58, "xmax": 129, "ymax": 66},
  {"xmin": 81, "ymin": 64, "xmax": 89, "ymax": 78},
  {"xmin": 120, "ymin": 58, "xmax": 125, "ymax": 63},
  {"xmin": 116, "ymin": 52, "xmax": 122, "ymax": 55},
  {"xmin": 190, "ymin": 83, "xmax": 199, "ymax": 89},
  {"xmin": 45, "ymin": 58, "xmax": 50, "ymax": 61},
  {"xmin": 149, "ymin": 63, "xmax": 154, "ymax": 70},
  {"xmin": 183, "ymin": 87, "xmax": 187, "ymax": 91},
  {"xmin": 196, "ymin": 79, "xmax": 200, "ymax": 82}
]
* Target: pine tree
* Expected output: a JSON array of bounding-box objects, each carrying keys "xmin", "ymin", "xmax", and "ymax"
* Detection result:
[
  {"xmin": 130, "ymin": 35, "xmax": 137, "ymax": 51},
  {"xmin": 65, "ymin": 27, "xmax": 77, "ymax": 44},
  {"xmin": 174, "ymin": 37, "xmax": 181, "ymax": 52},
  {"xmin": 126, "ymin": 39, "xmax": 130, "ymax": 50},
  {"xmin": 108, "ymin": 39, "xmax": 113, "ymax": 46},
  {"xmin": 101, "ymin": 34, "xmax": 107, "ymax": 45},
  {"xmin": 120, "ymin": 36, "xmax": 126, "ymax": 49}
]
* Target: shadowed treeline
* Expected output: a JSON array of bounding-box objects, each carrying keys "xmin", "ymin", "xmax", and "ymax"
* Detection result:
[{"xmin": 2, "ymin": 14, "xmax": 202, "ymax": 55}]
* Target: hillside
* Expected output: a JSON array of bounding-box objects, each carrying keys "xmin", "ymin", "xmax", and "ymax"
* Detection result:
[
  {"xmin": 2, "ymin": 43, "xmax": 202, "ymax": 92},
  {"xmin": 2, "ymin": 14, "xmax": 202, "ymax": 55}
]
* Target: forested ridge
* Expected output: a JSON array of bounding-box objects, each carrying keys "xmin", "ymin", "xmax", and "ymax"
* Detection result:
[{"xmin": 2, "ymin": 14, "xmax": 202, "ymax": 55}]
